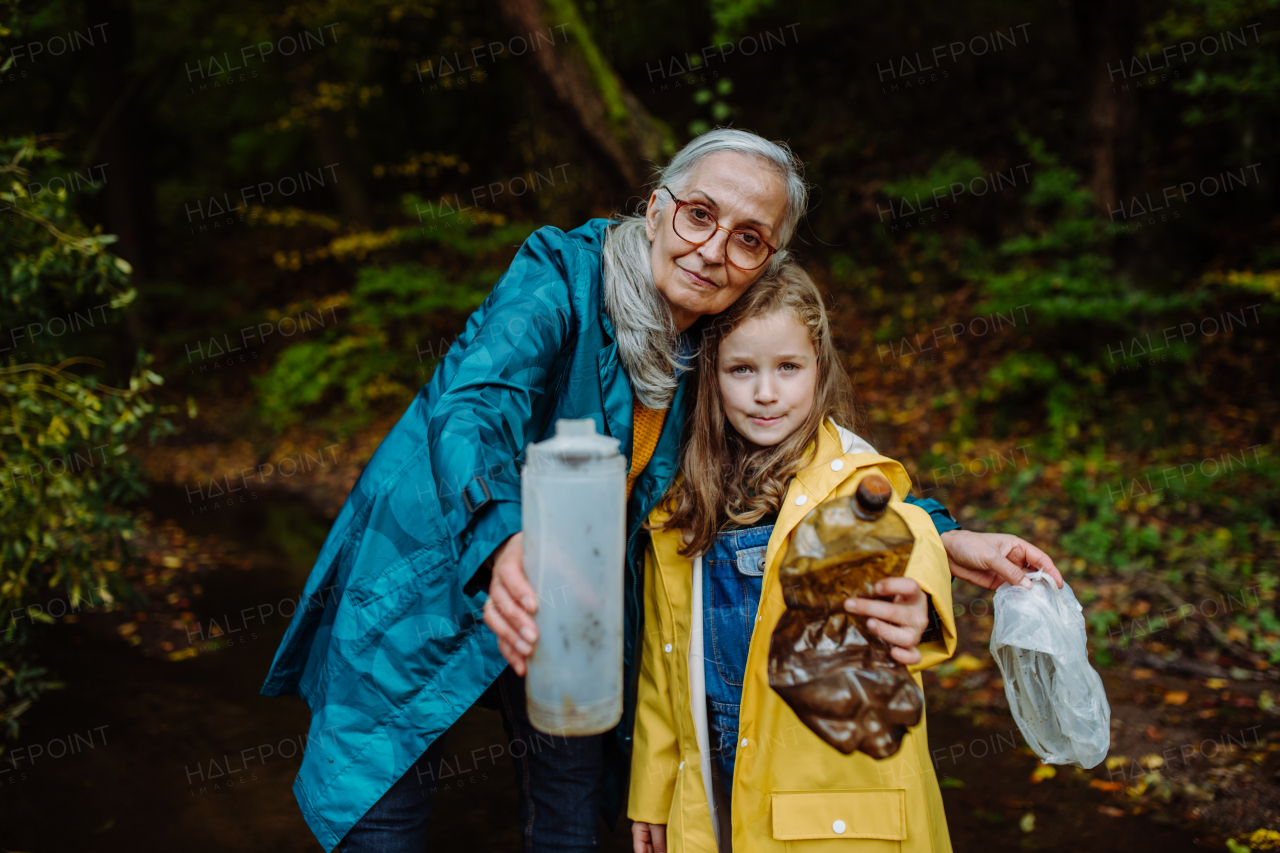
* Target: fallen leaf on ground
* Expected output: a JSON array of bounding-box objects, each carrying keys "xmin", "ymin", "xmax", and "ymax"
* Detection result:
[
  {"xmin": 1206, "ymin": 678, "xmax": 1228, "ymax": 689},
  {"xmin": 1133, "ymin": 668, "xmax": 1156, "ymax": 679},
  {"xmin": 1098, "ymin": 806, "xmax": 1125, "ymax": 817},
  {"xmin": 1163, "ymin": 690, "xmax": 1189, "ymax": 705},
  {"xmin": 1090, "ymin": 780, "xmax": 1123, "ymax": 791},
  {"xmin": 1245, "ymin": 828, "xmax": 1280, "ymax": 850},
  {"xmin": 1144, "ymin": 724, "xmax": 1164, "ymax": 742},
  {"xmin": 1031, "ymin": 764, "xmax": 1056, "ymax": 783}
]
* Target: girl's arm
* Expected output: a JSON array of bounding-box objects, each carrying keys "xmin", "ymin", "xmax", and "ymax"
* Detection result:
[
  {"xmin": 844, "ymin": 576, "xmax": 930, "ymax": 666},
  {"xmin": 627, "ymin": 547, "xmax": 680, "ymax": 827},
  {"xmin": 846, "ymin": 497, "xmax": 959, "ymax": 671}
]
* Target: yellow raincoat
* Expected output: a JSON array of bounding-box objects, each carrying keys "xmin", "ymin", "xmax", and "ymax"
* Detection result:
[{"xmin": 628, "ymin": 420, "xmax": 958, "ymax": 852}]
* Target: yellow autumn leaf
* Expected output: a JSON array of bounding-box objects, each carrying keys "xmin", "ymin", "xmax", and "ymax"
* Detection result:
[
  {"xmin": 1247, "ymin": 828, "xmax": 1280, "ymax": 850},
  {"xmin": 1163, "ymin": 690, "xmax": 1189, "ymax": 705},
  {"xmin": 1031, "ymin": 764, "xmax": 1056, "ymax": 783},
  {"xmin": 46, "ymin": 415, "xmax": 70, "ymax": 442},
  {"xmin": 952, "ymin": 653, "xmax": 986, "ymax": 672}
]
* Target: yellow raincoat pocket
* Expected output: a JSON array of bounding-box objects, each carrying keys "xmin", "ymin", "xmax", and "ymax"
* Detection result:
[{"xmin": 772, "ymin": 789, "xmax": 906, "ymax": 851}]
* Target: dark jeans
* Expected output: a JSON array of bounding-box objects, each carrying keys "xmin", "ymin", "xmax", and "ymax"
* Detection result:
[{"xmin": 338, "ymin": 666, "xmax": 606, "ymax": 853}]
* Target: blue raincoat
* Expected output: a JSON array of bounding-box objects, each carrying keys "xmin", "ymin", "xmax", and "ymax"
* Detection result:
[{"xmin": 261, "ymin": 218, "xmax": 959, "ymax": 850}]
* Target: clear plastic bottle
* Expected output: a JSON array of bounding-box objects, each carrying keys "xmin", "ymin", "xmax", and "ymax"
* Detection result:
[{"xmin": 522, "ymin": 418, "xmax": 626, "ymax": 735}]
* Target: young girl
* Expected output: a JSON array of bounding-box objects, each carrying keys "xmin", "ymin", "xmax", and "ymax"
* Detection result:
[{"xmin": 628, "ymin": 264, "xmax": 957, "ymax": 853}]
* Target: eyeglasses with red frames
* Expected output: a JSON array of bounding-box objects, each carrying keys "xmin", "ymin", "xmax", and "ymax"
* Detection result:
[{"xmin": 658, "ymin": 186, "xmax": 778, "ymax": 271}]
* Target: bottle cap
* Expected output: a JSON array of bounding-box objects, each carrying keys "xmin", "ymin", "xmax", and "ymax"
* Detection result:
[{"xmin": 526, "ymin": 418, "xmax": 621, "ymax": 468}]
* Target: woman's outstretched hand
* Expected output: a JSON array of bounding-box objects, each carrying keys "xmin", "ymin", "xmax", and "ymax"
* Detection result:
[
  {"xmin": 939, "ymin": 530, "xmax": 1064, "ymax": 590},
  {"xmin": 632, "ymin": 821, "xmax": 667, "ymax": 853},
  {"xmin": 482, "ymin": 533, "xmax": 539, "ymax": 675},
  {"xmin": 845, "ymin": 576, "xmax": 928, "ymax": 666}
]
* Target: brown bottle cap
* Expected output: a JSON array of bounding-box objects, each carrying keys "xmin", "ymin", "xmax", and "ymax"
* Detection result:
[{"xmin": 854, "ymin": 474, "xmax": 892, "ymax": 517}]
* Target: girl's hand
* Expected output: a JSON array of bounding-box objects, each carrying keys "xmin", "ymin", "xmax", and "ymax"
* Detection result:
[
  {"xmin": 844, "ymin": 577, "xmax": 928, "ymax": 665},
  {"xmin": 632, "ymin": 821, "xmax": 667, "ymax": 853}
]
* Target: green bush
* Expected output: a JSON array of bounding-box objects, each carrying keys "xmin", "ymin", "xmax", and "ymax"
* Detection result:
[
  {"xmin": 254, "ymin": 205, "xmax": 537, "ymax": 433},
  {"xmin": 0, "ymin": 137, "xmax": 172, "ymax": 740}
]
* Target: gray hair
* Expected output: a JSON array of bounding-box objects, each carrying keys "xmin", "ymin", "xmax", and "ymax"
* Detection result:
[{"xmin": 601, "ymin": 128, "xmax": 809, "ymax": 409}]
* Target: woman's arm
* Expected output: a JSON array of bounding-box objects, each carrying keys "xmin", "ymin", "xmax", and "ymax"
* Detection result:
[
  {"xmin": 939, "ymin": 529, "xmax": 1064, "ymax": 590},
  {"xmin": 904, "ymin": 495, "xmax": 1065, "ymax": 590},
  {"xmin": 426, "ymin": 227, "xmax": 575, "ymax": 590}
]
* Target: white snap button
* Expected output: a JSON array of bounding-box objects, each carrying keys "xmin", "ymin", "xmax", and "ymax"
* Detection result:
[
  {"xmin": 831, "ymin": 459, "xmax": 844, "ymax": 471},
  {"xmin": 795, "ymin": 495, "xmax": 807, "ymax": 506},
  {"xmin": 664, "ymin": 643, "xmax": 673, "ymax": 653},
  {"xmin": 679, "ymin": 761, "xmax": 685, "ymax": 770},
  {"xmin": 833, "ymin": 820, "xmax": 846, "ymax": 834},
  {"xmin": 740, "ymin": 737, "xmax": 748, "ymax": 748}
]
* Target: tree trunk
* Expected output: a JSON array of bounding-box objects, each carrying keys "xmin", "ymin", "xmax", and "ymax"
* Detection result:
[
  {"xmin": 490, "ymin": 0, "xmax": 674, "ymax": 194},
  {"xmin": 82, "ymin": 0, "xmax": 153, "ymax": 347},
  {"xmin": 83, "ymin": 0, "xmax": 154, "ymax": 278},
  {"xmin": 283, "ymin": 25, "xmax": 375, "ymax": 230},
  {"xmin": 1071, "ymin": 0, "xmax": 1139, "ymax": 214}
]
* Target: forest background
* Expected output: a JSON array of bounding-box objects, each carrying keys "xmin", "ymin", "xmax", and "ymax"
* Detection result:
[{"xmin": 1, "ymin": 0, "xmax": 1278, "ymax": 849}]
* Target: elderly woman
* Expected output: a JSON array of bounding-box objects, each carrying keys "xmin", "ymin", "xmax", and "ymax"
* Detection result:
[{"xmin": 261, "ymin": 129, "xmax": 1061, "ymax": 852}]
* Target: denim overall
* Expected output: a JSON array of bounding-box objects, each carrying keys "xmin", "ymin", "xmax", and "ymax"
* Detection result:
[{"xmin": 702, "ymin": 514, "xmax": 778, "ymax": 800}]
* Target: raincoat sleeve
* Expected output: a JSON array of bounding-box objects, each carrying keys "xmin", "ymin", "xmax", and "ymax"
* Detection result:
[
  {"xmin": 628, "ymin": 545, "xmax": 680, "ymax": 825},
  {"xmin": 903, "ymin": 494, "xmax": 961, "ymax": 534},
  {"xmin": 896, "ymin": 501, "xmax": 959, "ymax": 673},
  {"xmin": 426, "ymin": 226, "xmax": 576, "ymax": 589}
]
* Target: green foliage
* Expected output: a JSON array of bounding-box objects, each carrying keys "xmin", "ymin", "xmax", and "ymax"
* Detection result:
[
  {"xmin": 708, "ymin": 0, "xmax": 777, "ymax": 41},
  {"xmin": 1151, "ymin": 0, "xmax": 1280, "ymax": 127},
  {"xmin": 951, "ymin": 134, "xmax": 1250, "ymax": 451},
  {"xmin": 880, "ymin": 151, "xmax": 986, "ymax": 205},
  {"xmin": 254, "ymin": 205, "xmax": 538, "ymax": 433},
  {"xmin": 0, "ymin": 136, "xmax": 172, "ymax": 740}
]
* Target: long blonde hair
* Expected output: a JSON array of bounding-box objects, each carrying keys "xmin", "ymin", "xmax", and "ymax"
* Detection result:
[{"xmin": 654, "ymin": 262, "xmax": 860, "ymax": 557}]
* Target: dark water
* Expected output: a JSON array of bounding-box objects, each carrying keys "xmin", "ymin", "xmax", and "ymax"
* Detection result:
[
  {"xmin": 0, "ymin": 488, "xmax": 1210, "ymax": 851},
  {"xmin": 0, "ymin": 489, "xmax": 630, "ymax": 851}
]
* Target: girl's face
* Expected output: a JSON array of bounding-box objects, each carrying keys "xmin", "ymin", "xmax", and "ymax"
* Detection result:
[{"xmin": 717, "ymin": 309, "xmax": 817, "ymax": 447}]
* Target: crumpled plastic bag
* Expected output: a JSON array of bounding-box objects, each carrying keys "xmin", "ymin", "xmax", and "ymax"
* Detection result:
[
  {"xmin": 768, "ymin": 474, "xmax": 924, "ymax": 759},
  {"xmin": 989, "ymin": 571, "xmax": 1111, "ymax": 768}
]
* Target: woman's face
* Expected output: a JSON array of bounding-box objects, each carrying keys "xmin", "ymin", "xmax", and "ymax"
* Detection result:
[
  {"xmin": 717, "ymin": 309, "xmax": 817, "ymax": 447},
  {"xmin": 645, "ymin": 151, "xmax": 788, "ymax": 332}
]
